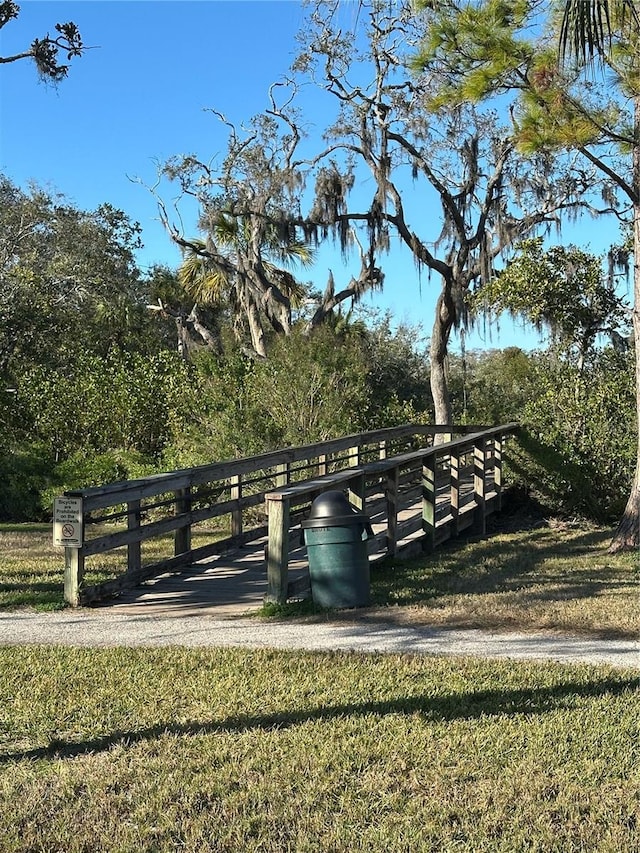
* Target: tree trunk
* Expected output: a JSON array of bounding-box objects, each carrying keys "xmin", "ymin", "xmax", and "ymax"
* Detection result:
[
  {"xmin": 609, "ymin": 93, "xmax": 640, "ymax": 551},
  {"xmin": 430, "ymin": 284, "xmax": 455, "ymax": 429},
  {"xmin": 245, "ymin": 294, "xmax": 267, "ymax": 359}
]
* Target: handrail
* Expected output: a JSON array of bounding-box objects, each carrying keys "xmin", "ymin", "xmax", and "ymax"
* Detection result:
[
  {"xmin": 60, "ymin": 422, "xmax": 495, "ymax": 605},
  {"xmin": 263, "ymin": 424, "xmax": 519, "ymax": 603}
]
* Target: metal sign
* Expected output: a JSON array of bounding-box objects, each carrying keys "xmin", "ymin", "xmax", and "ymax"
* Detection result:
[{"xmin": 53, "ymin": 496, "xmax": 84, "ymax": 548}]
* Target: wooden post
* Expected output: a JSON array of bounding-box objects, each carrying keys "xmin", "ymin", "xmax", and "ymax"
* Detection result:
[
  {"xmin": 64, "ymin": 546, "xmax": 85, "ymax": 607},
  {"xmin": 174, "ymin": 490, "xmax": 191, "ymax": 557},
  {"xmin": 318, "ymin": 454, "xmax": 327, "ymax": 476},
  {"xmin": 386, "ymin": 464, "xmax": 399, "ymax": 556},
  {"xmin": 473, "ymin": 437, "xmax": 487, "ymax": 536},
  {"xmin": 348, "ymin": 471, "xmax": 366, "ymax": 513},
  {"xmin": 422, "ymin": 453, "xmax": 436, "ymax": 552},
  {"xmin": 450, "ymin": 448, "xmax": 460, "ymax": 536},
  {"xmin": 379, "ymin": 440, "xmax": 387, "ymax": 460},
  {"xmin": 276, "ymin": 463, "xmax": 290, "ymax": 487},
  {"xmin": 230, "ymin": 476, "xmax": 242, "ymax": 538},
  {"xmin": 265, "ymin": 496, "xmax": 290, "ymax": 604},
  {"xmin": 493, "ymin": 434, "xmax": 503, "ymax": 512},
  {"xmin": 127, "ymin": 499, "xmax": 143, "ymax": 573},
  {"xmin": 348, "ymin": 442, "xmax": 360, "ymax": 467}
]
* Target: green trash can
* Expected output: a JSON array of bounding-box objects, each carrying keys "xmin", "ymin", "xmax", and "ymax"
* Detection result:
[{"xmin": 301, "ymin": 490, "xmax": 373, "ymax": 609}]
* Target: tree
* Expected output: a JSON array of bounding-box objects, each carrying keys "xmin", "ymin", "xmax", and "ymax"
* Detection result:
[
  {"xmin": 559, "ymin": 0, "xmax": 639, "ymax": 65},
  {"xmin": 413, "ymin": 0, "xmax": 640, "ymax": 549},
  {"xmin": 156, "ymin": 1, "xmax": 587, "ymax": 423},
  {"xmin": 0, "ymin": 1, "xmax": 84, "ymax": 81},
  {"xmin": 176, "ymin": 213, "xmax": 312, "ymax": 359},
  {"xmin": 146, "ymin": 261, "xmax": 226, "ymax": 360},
  {"xmin": 291, "ymin": 0, "xmax": 590, "ymax": 425},
  {"xmin": 153, "ymin": 103, "xmax": 323, "ymax": 359},
  {"xmin": 474, "ymin": 238, "xmax": 629, "ymax": 373},
  {"xmin": 0, "ymin": 175, "xmax": 160, "ymax": 379}
]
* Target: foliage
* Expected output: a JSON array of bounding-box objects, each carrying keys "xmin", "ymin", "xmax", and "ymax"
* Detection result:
[
  {"xmin": 448, "ymin": 346, "xmax": 535, "ymax": 425},
  {"xmin": 40, "ymin": 450, "xmax": 156, "ymax": 518},
  {"xmin": 164, "ymin": 314, "xmax": 433, "ymax": 470},
  {"xmin": 359, "ymin": 311, "xmax": 432, "ymax": 426},
  {"xmin": 559, "ymin": 0, "xmax": 640, "ymax": 66},
  {"xmin": 446, "ymin": 344, "xmax": 636, "ymax": 521},
  {"xmin": 158, "ymin": 111, "xmax": 319, "ymax": 357},
  {"xmin": 0, "ymin": 176, "xmax": 163, "ymax": 380},
  {"xmin": 0, "ymin": 446, "xmax": 53, "ymax": 521},
  {"xmin": 0, "ymin": 350, "xmax": 193, "ymax": 518},
  {"xmin": 0, "ymin": 1, "xmax": 84, "ymax": 81},
  {"xmin": 12, "ymin": 350, "xmax": 192, "ymax": 463},
  {"xmin": 473, "ymin": 238, "xmax": 629, "ymax": 363},
  {"xmin": 514, "ymin": 348, "xmax": 636, "ymax": 521}
]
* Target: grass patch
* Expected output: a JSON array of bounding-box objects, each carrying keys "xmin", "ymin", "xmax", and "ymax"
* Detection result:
[
  {"xmin": 0, "ymin": 645, "xmax": 638, "ymax": 852},
  {"xmin": 368, "ymin": 518, "xmax": 639, "ymax": 639},
  {"xmin": 0, "ymin": 524, "xmax": 66, "ymax": 611}
]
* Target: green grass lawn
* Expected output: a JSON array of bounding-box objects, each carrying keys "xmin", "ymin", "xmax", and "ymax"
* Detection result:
[
  {"xmin": 0, "ymin": 646, "xmax": 638, "ymax": 852},
  {"xmin": 0, "ymin": 518, "xmax": 638, "ymax": 851}
]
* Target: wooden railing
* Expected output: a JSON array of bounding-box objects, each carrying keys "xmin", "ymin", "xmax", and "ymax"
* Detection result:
[
  {"xmin": 263, "ymin": 424, "xmax": 518, "ymax": 603},
  {"xmin": 59, "ymin": 424, "xmax": 468, "ymax": 605}
]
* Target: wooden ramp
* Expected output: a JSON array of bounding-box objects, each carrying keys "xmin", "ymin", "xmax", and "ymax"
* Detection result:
[
  {"xmin": 70, "ymin": 424, "xmax": 516, "ymax": 613},
  {"xmin": 99, "ymin": 500, "xmax": 449, "ymax": 618},
  {"xmin": 104, "ymin": 541, "xmax": 307, "ymax": 617}
]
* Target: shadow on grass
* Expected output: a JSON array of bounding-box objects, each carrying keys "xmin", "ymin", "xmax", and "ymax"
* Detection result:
[
  {"xmin": 3, "ymin": 674, "xmax": 638, "ymax": 764},
  {"xmin": 370, "ymin": 522, "xmax": 628, "ymax": 609}
]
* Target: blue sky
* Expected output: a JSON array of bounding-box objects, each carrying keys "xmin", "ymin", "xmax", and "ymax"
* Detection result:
[{"xmin": 0, "ymin": 0, "xmax": 625, "ymax": 353}]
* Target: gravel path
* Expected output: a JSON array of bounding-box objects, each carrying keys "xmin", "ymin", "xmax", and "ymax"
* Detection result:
[{"xmin": 1, "ymin": 611, "xmax": 638, "ymax": 669}]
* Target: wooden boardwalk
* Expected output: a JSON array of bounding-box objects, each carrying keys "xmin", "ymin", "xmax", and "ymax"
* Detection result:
[
  {"xmin": 67, "ymin": 424, "xmax": 516, "ymax": 612},
  {"xmin": 106, "ymin": 540, "xmax": 308, "ymax": 617},
  {"xmin": 102, "ymin": 497, "xmax": 466, "ymax": 617}
]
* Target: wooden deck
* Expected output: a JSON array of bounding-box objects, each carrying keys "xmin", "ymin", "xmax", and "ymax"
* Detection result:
[{"xmin": 65, "ymin": 424, "xmax": 517, "ymax": 612}]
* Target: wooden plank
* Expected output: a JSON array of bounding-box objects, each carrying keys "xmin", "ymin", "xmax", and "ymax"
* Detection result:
[
  {"xmin": 128, "ymin": 499, "xmax": 142, "ymax": 574},
  {"xmin": 174, "ymin": 488, "xmax": 192, "ymax": 557},
  {"xmin": 473, "ymin": 437, "xmax": 487, "ymax": 536},
  {"xmin": 450, "ymin": 447, "xmax": 460, "ymax": 537},
  {"xmin": 348, "ymin": 471, "xmax": 366, "ymax": 513},
  {"xmin": 493, "ymin": 436, "xmax": 503, "ymax": 512},
  {"xmin": 230, "ymin": 476, "xmax": 242, "ymax": 538},
  {"xmin": 386, "ymin": 464, "xmax": 399, "ymax": 556},
  {"xmin": 422, "ymin": 455, "xmax": 436, "ymax": 553}
]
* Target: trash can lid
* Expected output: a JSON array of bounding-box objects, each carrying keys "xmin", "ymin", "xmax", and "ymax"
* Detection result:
[{"xmin": 301, "ymin": 489, "xmax": 371, "ymax": 529}]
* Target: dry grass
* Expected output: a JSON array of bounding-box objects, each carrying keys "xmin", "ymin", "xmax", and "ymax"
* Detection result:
[{"xmin": 364, "ymin": 516, "xmax": 639, "ymax": 639}]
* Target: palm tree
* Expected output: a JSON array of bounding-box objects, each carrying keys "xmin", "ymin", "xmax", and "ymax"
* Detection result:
[
  {"xmin": 178, "ymin": 213, "xmax": 313, "ymax": 359},
  {"xmin": 560, "ymin": 0, "xmax": 640, "ymax": 551}
]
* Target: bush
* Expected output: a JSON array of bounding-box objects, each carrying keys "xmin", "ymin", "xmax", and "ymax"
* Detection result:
[
  {"xmin": 39, "ymin": 449, "xmax": 158, "ymax": 516},
  {"xmin": 511, "ymin": 349, "xmax": 635, "ymax": 522},
  {"xmin": 0, "ymin": 445, "xmax": 53, "ymax": 521}
]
